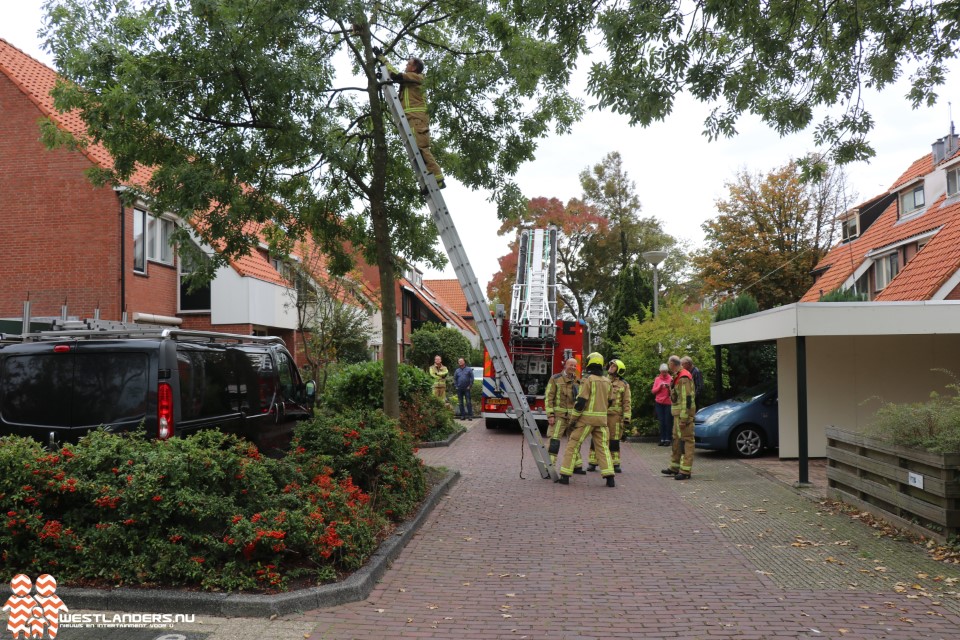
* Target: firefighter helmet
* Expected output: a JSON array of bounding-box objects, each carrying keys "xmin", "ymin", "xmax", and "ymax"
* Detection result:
[
  {"xmin": 586, "ymin": 352, "xmax": 604, "ymax": 368},
  {"xmin": 610, "ymin": 359, "xmax": 626, "ymax": 375}
]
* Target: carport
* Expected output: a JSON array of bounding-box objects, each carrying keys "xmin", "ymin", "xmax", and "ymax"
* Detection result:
[{"xmin": 710, "ymin": 301, "xmax": 960, "ymax": 484}]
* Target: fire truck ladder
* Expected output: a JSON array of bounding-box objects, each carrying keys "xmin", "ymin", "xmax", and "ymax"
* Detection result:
[
  {"xmin": 377, "ymin": 62, "xmax": 558, "ymax": 481},
  {"xmin": 510, "ymin": 229, "xmax": 556, "ymax": 340}
]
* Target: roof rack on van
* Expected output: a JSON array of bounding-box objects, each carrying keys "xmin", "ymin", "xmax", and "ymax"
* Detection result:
[{"xmin": 19, "ymin": 327, "xmax": 286, "ymax": 346}]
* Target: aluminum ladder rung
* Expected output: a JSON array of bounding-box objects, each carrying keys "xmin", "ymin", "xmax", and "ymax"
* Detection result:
[{"xmin": 377, "ymin": 63, "xmax": 557, "ymax": 481}]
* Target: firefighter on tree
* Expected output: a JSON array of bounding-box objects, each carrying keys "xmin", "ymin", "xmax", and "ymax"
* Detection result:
[
  {"xmin": 429, "ymin": 354, "xmax": 449, "ymax": 402},
  {"xmin": 662, "ymin": 354, "xmax": 696, "ymax": 480},
  {"xmin": 375, "ymin": 48, "xmax": 446, "ymax": 190},
  {"xmin": 558, "ymin": 352, "xmax": 616, "ymax": 487},
  {"xmin": 545, "ymin": 357, "xmax": 585, "ymax": 471},
  {"xmin": 588, "ymin": 359, "xmax": 631, "ymax": 473}
]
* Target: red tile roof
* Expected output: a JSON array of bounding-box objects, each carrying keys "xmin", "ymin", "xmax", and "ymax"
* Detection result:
[
  {"xmin": 889, "ymin": 154, "xmax": 933, "ymax": 191},
  {"xmin": 423, "ymin": 279, "xmax": 473, "ymax": 320},
  {"xmin": 405, "ymin": 278, "xmax": 476, "ymax": 335}
]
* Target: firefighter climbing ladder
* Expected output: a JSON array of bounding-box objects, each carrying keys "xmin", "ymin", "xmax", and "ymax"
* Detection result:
[{"xmin": 377, "ymin": 62, "xmax": 558, "ymax": 481}]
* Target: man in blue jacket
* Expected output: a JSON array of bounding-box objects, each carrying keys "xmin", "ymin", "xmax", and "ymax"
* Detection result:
[{"xmin": 453, "ymin": 358, "xmax": 475, "ymax": 419}]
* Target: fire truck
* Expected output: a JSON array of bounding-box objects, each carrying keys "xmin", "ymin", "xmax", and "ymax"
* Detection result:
[{"xmin": 481, "ymin": 227, "xmax": 586, "ymax": 429}]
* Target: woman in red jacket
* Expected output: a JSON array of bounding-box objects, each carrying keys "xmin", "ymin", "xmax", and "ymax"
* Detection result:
[{"xmin": 652, "ymin": 364, "xmax": 673, "ymax": 446}]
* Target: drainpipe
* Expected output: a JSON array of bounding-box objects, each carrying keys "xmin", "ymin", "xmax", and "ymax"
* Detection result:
[{"xmin": 119, "ymin": 195, "xmax": 126, "ymax": 321}]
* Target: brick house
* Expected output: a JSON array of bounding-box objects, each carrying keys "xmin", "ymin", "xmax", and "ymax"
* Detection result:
[{"xmin": 0, "ymin": 38, "xmax": 471, "ymax": 366}]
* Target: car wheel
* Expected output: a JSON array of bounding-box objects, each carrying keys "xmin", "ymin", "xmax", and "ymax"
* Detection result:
[{"xmin": 730, "ymin": 425, "xmax": 765, "ymax": 458}]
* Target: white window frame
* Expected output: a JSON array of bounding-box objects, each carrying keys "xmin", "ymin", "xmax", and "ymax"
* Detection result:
[
  {"xmin": 899, "ymin": 184, "xmax": 925, "ymax": 217},
  {"xmin": 841, "ymin": 216, "xmax": 858, "ymax": 242},
  {"xmin": 947, "ymin": 166, "xmax": 959, "ymax": 197},
  {"xmin": 146, "ymin": 215, "xmax": 176, "ymax": 266},
  {"xmin": 874, "ymin": 252, "xmax": 900, "ymax": 291},
  {"xmin": 133, "ymin": 208, "xmax": 147, "ymax": 274}
]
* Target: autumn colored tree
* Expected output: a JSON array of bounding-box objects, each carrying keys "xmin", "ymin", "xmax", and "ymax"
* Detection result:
[{"xmin": 694, "ymin": 160, "xmax": 850, "ymax": 310}]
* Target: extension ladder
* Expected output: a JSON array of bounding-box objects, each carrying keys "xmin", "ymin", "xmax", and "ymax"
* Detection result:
[{"xmin": 377, "ymin": 61, "xmax": 557, "ymax": 481}]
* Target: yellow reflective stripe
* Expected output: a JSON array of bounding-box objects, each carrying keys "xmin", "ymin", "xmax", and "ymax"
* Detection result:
[{"xmin": 405, "ymin": 107, "xmax": 427, "ymax": 113}]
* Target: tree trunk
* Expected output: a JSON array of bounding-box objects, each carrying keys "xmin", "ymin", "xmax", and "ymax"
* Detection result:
[{"xmin": 363, "ymin": 22, "xmax": 401, "ymax": 419}]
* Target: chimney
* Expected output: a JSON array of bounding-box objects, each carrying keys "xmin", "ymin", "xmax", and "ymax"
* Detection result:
[{"xmin": 934, "ymin": 121, "xmax": 959, "ymax": 164}]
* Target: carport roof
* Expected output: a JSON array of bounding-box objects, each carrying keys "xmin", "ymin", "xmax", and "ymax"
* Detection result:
[{"xmin": 711, "ymin": 300, "xmax": 960, "ymax": 345}]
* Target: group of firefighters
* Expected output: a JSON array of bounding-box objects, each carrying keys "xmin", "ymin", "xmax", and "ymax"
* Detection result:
[{"xmin": 546, "ymin": 352, "xmax": 697, "ymax": 487}]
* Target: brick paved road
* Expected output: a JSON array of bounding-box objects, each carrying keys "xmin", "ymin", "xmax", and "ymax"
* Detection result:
[{"xmin": 55, "ymin": 424, "xmax": 960, "ymax": 640}]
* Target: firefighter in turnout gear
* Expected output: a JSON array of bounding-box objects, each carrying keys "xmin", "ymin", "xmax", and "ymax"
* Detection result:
[
  {"xmin": 662, "ymin": 355, "xmax": 696, "ymax": 480},
  {"xmin": 588, "ymin": 359, "xmax": 631, "ymax": 473},
  {"xmin": 545, "ymin": 357, "xmax": 585, "ymax": 471},
  {"xmin": 377, "ymin": 50, "xmax": 445, "ymax": 188},
  {"xmin": 558, "ymin": 352, "xmax": 616, "ymax": 487}
]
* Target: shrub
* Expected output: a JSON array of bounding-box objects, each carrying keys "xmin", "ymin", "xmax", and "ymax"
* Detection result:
[
  {"xmin": 290, "ymin": 409, "xmax": 426, "ymax": 521},
  {"xmin": 867, "ymin": 375, "xmax": 960, "ymax": 453},
  {"xmin": 322, "ymin": 360, "xmax": 458, "ymax": 441},
  {"xmin": 400, "ymin": 393, "xmax": 457, "ymax": 442},
  {"xmin": 321, "ymin": 360, "xmax": 432, "ymax": 411},
  {"xmin": 0, "ymin": 429, "xmax": 386, "ymax": 592}
]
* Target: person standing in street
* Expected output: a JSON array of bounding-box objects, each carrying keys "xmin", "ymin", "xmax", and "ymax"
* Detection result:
[
  {"xmin": 545, "ymin": 357, "xmax": 584, "ymax": 470},
  {"xmin": 558, "ymin": 352, "xmax": 615, "ymax": 488},
  {"xmin": 429, "ymin": 354, "xmax": 449, "ymax": 402},
  {"xmin": 662, "ymin": 354, "xmax": 696, "ymax": 480},
  {"xmin": 683, "ymin": 356, "xmax": 705, "ymax": 406},
  {"xmin": 453, "ymin": 358, "xmax": 475, "ymax": 419},
  {"xmin": 652, "ymin": 363, "xmax": 673, "ymax": 446}
]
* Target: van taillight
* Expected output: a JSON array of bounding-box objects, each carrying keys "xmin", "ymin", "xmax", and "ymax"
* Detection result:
[
  {"xmin": 53, "ymin": 345, "xmax": 70, "ymax": 353},
  {"xmin": 157, "ymin": 383, "xmax": 173, "ymax": 440}
]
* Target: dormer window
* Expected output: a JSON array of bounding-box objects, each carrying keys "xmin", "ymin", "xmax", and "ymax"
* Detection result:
[
  {"xmin": 948, "ymin": 166, "xmax": 959, "ymax": 197},
  {"xmin": 841, "ymin": 216, "xmax": 859, "ymax": 242},
  {"xmin": 899, "ymin": 184, "xmax": 925, "ymax": 217}
]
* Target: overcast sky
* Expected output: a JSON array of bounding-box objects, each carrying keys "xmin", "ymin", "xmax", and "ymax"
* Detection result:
[{"xmin": 3, "ymin": 2, "xmax": 957, "ymax": 291}]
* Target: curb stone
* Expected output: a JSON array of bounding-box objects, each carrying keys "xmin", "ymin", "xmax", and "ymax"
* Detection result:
[
  {"xmin": 58, "ymin": 469, "xmax": 460, "ymax": 618},
  {"xmin": 418, "ymin": 425, "xmax": 466, "ymax": 448}
]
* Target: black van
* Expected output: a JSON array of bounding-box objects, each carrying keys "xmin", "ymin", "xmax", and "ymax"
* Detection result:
[{"xmin": 0, "ymin": 328, "xmax": 315, "ymax": 450}]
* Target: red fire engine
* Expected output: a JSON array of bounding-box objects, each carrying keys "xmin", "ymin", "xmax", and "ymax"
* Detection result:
[{"xmin": 481, "ymin": 227, "xmax": 586, "ymax": 429}]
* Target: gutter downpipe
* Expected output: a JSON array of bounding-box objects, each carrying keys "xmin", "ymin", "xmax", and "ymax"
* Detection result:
[{"xmin": 119, "ymin": 195, "xmax": 126, "ymax": 321}]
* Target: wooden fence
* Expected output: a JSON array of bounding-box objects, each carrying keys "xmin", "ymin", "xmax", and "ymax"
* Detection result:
[{"xmin": 826, "ymin": 426, "xmax": 960, "ymax": 542}]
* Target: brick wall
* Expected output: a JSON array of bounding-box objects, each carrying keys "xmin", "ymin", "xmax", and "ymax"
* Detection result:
[
  {"xmin": 947, "ymin": 280, "xmax": 960, "ymax": 300},
  {"xmin": 0, "ymin": 73, "xmax": 183, "ymax": 324},
  {"xmin": 0, "ymin": 73, "xmax": 122, "ymax": 320}
]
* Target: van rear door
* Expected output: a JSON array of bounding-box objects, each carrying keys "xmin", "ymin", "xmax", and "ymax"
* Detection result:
[{"xmin": 0, "ymin": 341, "xmax": 150, "ymax": 443}]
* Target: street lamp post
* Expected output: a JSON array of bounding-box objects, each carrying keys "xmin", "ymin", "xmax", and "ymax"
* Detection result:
[{"xmin": 642, "ymin": 250, "xmax": 669, "ymax": 317}]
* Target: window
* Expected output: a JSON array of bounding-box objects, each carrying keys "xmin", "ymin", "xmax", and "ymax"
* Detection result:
[
  {"xmin": 179, "ymin": 241, "xmax": 211, "ymax": 312},
  {"xmin": 900, "ymin": 184, "xmax": 925, "ymax": 217},
  {"xmin": 133, "ymin": 208, "xmax": 146, "ymax": 273},
  {"xmin": 875, "ymin": 252, "xmax": 900, "ymax": 290},
  {"xmin": 852, "ymin": 272, "xmax": 870, "ymax": 298},
  {"xmin": 133, "ymin": 208, "xmax": 175, "ymax": 272},
  {"xmin": 147, "ymin": 215, "xmax": 175, "ymax": 264},
  {"xmin": 841, "ymin": 216, "xmax": 858, "ymax": 242},
  {"xmin": 948, "ymin": 167, "xmax": 959, "ymax": 197}
]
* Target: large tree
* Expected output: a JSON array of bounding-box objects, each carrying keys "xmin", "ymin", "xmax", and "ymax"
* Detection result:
[
  {"xmin": 42, "ymin": 0, "xmax": 580, "ymax": 417},
  {"xmin": 694, "ymin": 160, "xmax": 850, "ymax": 309}
]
